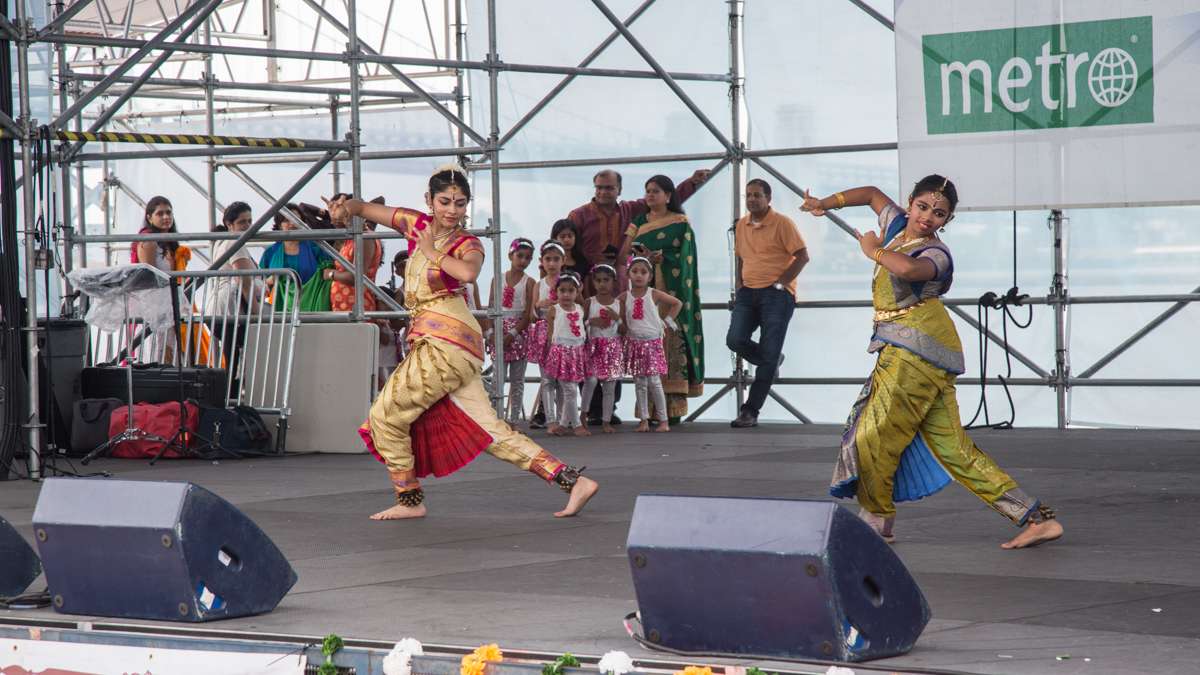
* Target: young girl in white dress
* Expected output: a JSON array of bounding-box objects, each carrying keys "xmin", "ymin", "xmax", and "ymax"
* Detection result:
[
  {"xmin": 540, "ymin": 272, "xmax": 590, "ymax": 436},
  {"xmin": 621, "ymin": 256, "xmax": 682, "ymax": 433},
  {"xmin": 581, "ymin": 264, "xmax": 623, "ymax": 434}
]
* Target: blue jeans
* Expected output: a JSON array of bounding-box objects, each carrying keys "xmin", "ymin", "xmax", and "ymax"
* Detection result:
[{"xmin": 725, "ymin": 286, "xmax": 795, "ymax": 415}]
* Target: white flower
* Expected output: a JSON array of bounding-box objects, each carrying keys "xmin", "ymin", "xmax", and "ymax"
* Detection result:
[
  {"xmin": 383, "ymin": 638, "xmax": 425, "ymax": 675},
  {"xmin": 824, "ymin": 667, "xmax": 855, "ymax": 675},
  {"xmin": 597, "ymin": 650, "xmax": 635, "ymax": 675}
]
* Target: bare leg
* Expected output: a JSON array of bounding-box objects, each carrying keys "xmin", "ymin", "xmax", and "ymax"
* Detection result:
[
  {"xmin": 1002, "ymin": 508, "xmax": 1064, "ymax": 549},
  {"xmin": 555, "ymin": 475, "xmax": 600, "ymax": 517},
  {"xmin": 370, "ymin": 503, "xmax": 427, "ymax": 520}
]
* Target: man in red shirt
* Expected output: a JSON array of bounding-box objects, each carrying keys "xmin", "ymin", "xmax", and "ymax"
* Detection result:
[{"xmin": 567, "ymin": 167, "xmax": 712, "ymax": 288}]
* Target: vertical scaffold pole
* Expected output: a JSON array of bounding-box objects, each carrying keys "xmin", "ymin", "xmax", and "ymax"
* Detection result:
[
  {"xmin": 1049, "ymin": 209, "xmax": 1069, "ymax": 429},
  {"xmin": 15, "ymin": 1, "xmax": 42, "ymax": 478},
  {"xmin": 486, "ymin": 0, "xmax": 505, "ymax": 412}
]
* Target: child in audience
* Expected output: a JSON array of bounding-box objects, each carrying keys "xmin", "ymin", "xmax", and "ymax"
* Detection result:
[
  {"xmin": 541, "ymin": 272, "xmax": 589, "ymax": 436},
  {"xmin": 581, "ymin": 264, "xmax": 622, "ymax": 434},
  {"xmin": 621, "ymin": 256, "xmax": 681, "ymax": 433},
  {"xmin": 527, "ymin": 241, "xmax": 565, "ymax": 428},
  {"xmin": 551, "ymin": 219, "xmax": 590, "ymax": 281},
  {"xmin": 487, "ymin": 238, "xmax": 536, "ymax": 423}
]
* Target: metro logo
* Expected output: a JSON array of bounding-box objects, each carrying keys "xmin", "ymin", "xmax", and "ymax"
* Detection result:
[{"xmin": 922, "ymin": 16, "xmax": 1154, "ymax": 134}]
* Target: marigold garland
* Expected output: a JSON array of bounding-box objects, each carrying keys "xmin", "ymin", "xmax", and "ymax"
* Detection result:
[
  {"xmin": 673, "ymin": 667, "xmax": 713, "ymax": 675},
  {"xmin": 460, "ymin": 643, "xmax": 504, "ymax": 675}
]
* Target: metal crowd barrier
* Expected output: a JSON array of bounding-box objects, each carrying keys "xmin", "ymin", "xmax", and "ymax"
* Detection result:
[{"xmin": 87, "ymin": 268, "xmax": 301, "ymax": 452}]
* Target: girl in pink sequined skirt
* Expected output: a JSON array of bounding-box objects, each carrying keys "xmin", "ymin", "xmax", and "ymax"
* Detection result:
[
  {"xmin": 621, "ymin": 256, "xmax": 682, "ymax": 433},
  {"xmin": 582, "ymin": 264, "xmax": 623, "ymax": 434},
  {"xmin": 540, "ymin": 272, "xmax": 590, "ymax": 436},
  {"xmin": 527, "ymin": 241, "xmax": 565, "ymax": 427},
  {"xmin": 486, "ymin": 237, "xmax": 536, "ymax": 423}
]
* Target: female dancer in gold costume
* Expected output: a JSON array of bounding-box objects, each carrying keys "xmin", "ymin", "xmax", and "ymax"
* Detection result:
[{"xmin": 326, "ymin": 166, "xmax": 599, "ymax": 520}]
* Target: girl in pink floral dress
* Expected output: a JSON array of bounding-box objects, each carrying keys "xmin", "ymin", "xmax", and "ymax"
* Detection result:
[
  {"xmin": 487, "ymin": 237, "xmax": 536, "ymax": 423},
  {"xmin": 581, "ymin": 264, "xmax": 623, "ymax": 434},
  {"xmin": 527, "ymin": 241, "xmax": 565, "ymax": 427},
  {"xmin": 540, "ymin": 272, "xmax": 590, "ymax": 437},
  {"xmin": 621, "ymin": 256, "xmax": 682, "ymax": 433}
]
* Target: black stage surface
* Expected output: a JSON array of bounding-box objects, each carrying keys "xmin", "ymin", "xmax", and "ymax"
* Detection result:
[{"xmin": 2, "ymin": 423, "xmax": 1198, "ymax": 674}]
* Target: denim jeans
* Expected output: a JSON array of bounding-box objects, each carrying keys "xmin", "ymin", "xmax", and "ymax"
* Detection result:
[{"xmin": 725, "ymin": 286, "xmax": 796, "ymax": 414}]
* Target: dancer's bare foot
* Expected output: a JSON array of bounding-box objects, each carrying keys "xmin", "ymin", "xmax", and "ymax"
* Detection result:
[
  {"xmin": 369, "ymin": 503, "xmax": 427, "ymax": 520},
  {"xmin": 554, "ymin": 476, "xmax": 599, "ymax": 517},
  {"xmin": 602, "ymin": 423, "xmax": 615, "ymax": 434},
  {"xmin": 654, "ymin": 421, "xmax": 670, "ymax": 433},
  {"xmin": 636, "ymin": 420, "xmax": 650, "ymax": 432},
  {"xmin": 573, "ymin": 425, "xmax": 591, "ymax": 437},
  {"xmin": 1001, "ymin": 519, "xmax": 1063, "ymax": 549},
  {"xmin": 548, "ymin": 423, "xmax": 566, "ymax": 436}
]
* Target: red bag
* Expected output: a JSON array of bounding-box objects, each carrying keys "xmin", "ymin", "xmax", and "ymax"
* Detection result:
[{"xmin": 108, "ymin": 401, "xmax": 199, "ymax": 459}]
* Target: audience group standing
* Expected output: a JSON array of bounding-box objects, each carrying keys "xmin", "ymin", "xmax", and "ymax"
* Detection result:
[{"xmin": 137, "ymin": 165, "xmax": 811, "ymax": 431}]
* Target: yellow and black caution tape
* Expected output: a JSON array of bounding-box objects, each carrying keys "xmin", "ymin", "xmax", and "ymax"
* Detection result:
[{"xmin": 0, "ymin": 128, "xmax": 308, "ymax": 148}]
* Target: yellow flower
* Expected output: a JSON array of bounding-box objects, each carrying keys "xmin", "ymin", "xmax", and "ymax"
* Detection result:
[
  {"xmin": 460, "ymin": 655, "xmax": 486, "ymax": 675},
  {"xmin": 473, "ymin": 644, "xmax": 503, "ymax": 662}
]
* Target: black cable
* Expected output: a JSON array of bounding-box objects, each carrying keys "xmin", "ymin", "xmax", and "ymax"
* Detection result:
[
  {"xmin": 965, "ymin": 215, "xmax": 1033, "ymax": 430},
  {"xmin": 0, "ymin": 589, "xmax": 53, "ymax": 610},
  {"xmin": 0, "ymin": 0, "xmax": 27, "ymax": 479}
]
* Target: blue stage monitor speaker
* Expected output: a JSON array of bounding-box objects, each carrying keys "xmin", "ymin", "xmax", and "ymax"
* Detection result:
[
  {"xmin": 626, "ymin": 495, "xmax": 930, "ymax": 662},
  {"xmin": 0, "ymin": 516, "xmax": 41, "ymax": 597},
  {"xmin": 32, "ymin": 478, "xmax": 297, "ymax": 622}
]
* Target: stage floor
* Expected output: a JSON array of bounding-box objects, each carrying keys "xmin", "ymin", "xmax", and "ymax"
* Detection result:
[{"xmin": 2, "ymin": 423, "xmax": 1198, "ymax": 675}]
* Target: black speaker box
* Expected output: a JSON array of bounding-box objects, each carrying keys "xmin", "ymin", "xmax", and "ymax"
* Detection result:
[
  {"xmin": 33, "ymin": 478, "xmax": 297, "ymax": 621},
  {"xmin": 627, "ymin": 495, "xmax": 930, "ymax": 662},
  {"xmin": 0, "ymin": 515, "xmax": 41, "ymax": 597}
]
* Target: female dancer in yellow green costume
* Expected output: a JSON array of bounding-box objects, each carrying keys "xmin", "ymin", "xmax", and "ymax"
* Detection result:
[{"xmin": 801, "ymin": 176, "xmax": 1062, "ymax": 549}]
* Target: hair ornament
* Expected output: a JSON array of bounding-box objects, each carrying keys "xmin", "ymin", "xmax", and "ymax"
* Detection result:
[
  {"xmin": 590, "ymin": 263, "xmax": 616, "ymax": 276},
  {"xmin": 557, "ymin": 271, "xmax": 582, "ymax": 287},
  {"xmin": 540, "ymin": 241, "xmax": 565, "ymax": 257},
  {"xmin": 627, "ymin": 255, "xmax": 652, "ymax": 269},
  {"xmin": 432, "ymin": 162, "xmax": 467, "ymax": 179},
  {"xmin": 509, "ymin": 237, "xmax": 534, "ymax": 253}
]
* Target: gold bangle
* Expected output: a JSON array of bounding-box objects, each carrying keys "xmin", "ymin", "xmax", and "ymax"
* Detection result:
[
  {"xmin": 625, "ymin": 224, "xmax": 639, "ymax": 238},
  {"xmin": 433, "ymin": 252, "xmax": 448, "ymax": 267},
  {"xmin": 834, "ymin": 192, "xmax": 847, "ymax": 209},
  {"xmin": 873, "ymin": 248, "xmax": 886, "ymax": 263}
]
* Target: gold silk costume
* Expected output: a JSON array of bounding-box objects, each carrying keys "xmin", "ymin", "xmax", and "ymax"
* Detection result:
[{"xmin": 363, "ymin": 207, "xmax": 574, "ymax": 498}]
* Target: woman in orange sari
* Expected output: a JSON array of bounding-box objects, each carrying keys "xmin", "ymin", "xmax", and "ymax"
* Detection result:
[
  {"xmin": 325, "ymin": 166, "xmax": 599, "ymax": 520},
  {"xmin": 323, "ymin": 196, "xmax": 385, "ymax": 313}
]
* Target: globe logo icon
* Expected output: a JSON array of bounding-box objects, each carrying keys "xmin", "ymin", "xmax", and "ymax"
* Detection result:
[{"xmin": 1088, "ymin": 47, "xmax": 1138, "ymax": 108}]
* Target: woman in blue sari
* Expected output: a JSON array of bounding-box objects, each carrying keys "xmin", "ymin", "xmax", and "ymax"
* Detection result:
[{"xmin": 259, "ymin": 204, "xmax": 330, "ymax": 284}]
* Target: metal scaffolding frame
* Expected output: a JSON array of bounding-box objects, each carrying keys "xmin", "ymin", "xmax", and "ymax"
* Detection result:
[{"xmin": 5, "ymin": 0, "xmax": 1197, "ymax": 480}]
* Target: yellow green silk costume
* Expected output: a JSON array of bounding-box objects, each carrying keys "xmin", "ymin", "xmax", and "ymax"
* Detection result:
[
  {"xmin": 830, "ymin": 206, "xmax": 1042, "ymax": 525},
  {"xmin": 365, "ymin": 207, "xmax": 570, "ymax": 494}
]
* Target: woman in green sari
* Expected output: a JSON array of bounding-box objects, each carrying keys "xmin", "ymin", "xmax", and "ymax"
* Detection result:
[{"xmin": 618, "ymin": 175, "xmax": 704, "ymax": 421}]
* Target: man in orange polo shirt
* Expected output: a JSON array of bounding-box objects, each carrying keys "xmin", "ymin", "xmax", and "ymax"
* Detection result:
[{"xmin": 727, "ymin": 179, "xmax": 809, "ymax": 428}]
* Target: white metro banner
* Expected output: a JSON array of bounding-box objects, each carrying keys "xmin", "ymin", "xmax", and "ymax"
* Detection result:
[{"xmin": 895, "ymin": 0, "xmax": 1200, "ymax": 211}]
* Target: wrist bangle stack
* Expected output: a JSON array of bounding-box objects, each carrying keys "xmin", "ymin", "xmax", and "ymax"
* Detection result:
[
  {"xmin": 872, "ymin": 248, "xmax": 886, "ymax": 263},
  {"xmin": 834, "ymin": 192, "xmax": 847, "ymax": 209},
  {"xmin": 433, "ymin": 252, "xmax": 447, "ymax": 267}
]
